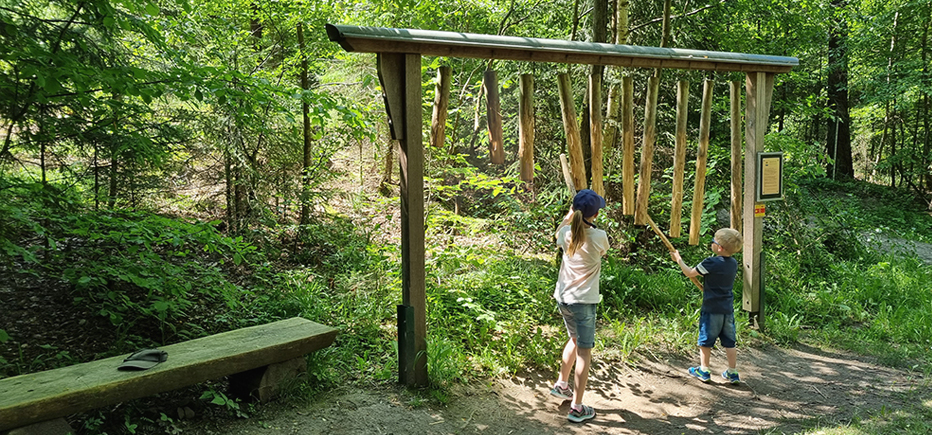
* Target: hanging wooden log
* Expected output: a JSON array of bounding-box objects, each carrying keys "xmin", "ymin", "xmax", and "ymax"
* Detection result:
[
  {"xmin": 634, "ymin": 76, "xmax": 660, "ymax": 225},
  {"xmin": 670, "ymin": 80, "xmax": 689, "ymax": 238},
  {"xmin": 622, "ymin": 76, "xmax": 635, "ymax": 215},
  {"xmin": 429, "ymin": 66, "xmax": 452, "ymax": 148},
  {"xmin": 603, "ymin": 83, "xmax": 621, "ymax": 163},
  {"xmin": 485, "ymin": 69, "xmax": 505, "ymax": 164},
  {"xmin": 689, "ymin": 80, "xmax": 713, "ymax": 245},
  {"xmin": 730, "ymin": 81, "xmax": 743, "ymax": 233},
  {"xmin": 557, "ymin": 72, "xmax": 587, "ymax": 189},
  {"xmin": 518, "ymin": 74, "xmax": 535, "ymax": 184},
  {"xmin": 589, "ymin": 71, "xmax": 604, "ymax": 196}
]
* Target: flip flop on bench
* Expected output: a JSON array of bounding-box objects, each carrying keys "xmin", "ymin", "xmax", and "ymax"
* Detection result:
[{"xmin": 118, "ymin": 349, "xmax": 168, "ymax": 371}]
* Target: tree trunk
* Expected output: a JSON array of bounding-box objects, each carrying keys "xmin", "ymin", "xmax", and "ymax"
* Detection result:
[
  {"xmin": 918, "ymin": 9, "xmax": 931, "ymax": 190},
  {"xmin": 616, "ymin": 0, "xmax": 630, "ymax": 44},
  {"xmin": 224, "ymin": 144, "xmax": 234, "ymax": 232},
  {"xmin": 298, "ymin": 23, "xmax": 312, "ymax": 226},
  {"xmin": 826, "ymin": 0, "xmax": 852, "ymax": 179},
  {"xmin": 589, "ymin": 0, "xmax": 607, "ymax": 195}
]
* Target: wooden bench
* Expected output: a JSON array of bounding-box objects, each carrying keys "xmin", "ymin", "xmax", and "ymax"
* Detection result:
[{"xmin": 0, "ymin": 317, "xmax": 337, "ymax": 434}]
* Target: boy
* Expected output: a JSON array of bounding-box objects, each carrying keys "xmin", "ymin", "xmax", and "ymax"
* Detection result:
[{"xmin": 671, "ymin": 228, "xmax": 744, "ymax": 384}]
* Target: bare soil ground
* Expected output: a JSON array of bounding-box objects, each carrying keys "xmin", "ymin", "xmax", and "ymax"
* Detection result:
[{"xmin": 180, "ymin": 344, "xmax": 929, "ymax": 435}]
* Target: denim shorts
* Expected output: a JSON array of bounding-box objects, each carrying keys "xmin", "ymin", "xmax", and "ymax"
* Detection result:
[
  {"xmin": 557, "ymin": 303, "xmax": 597, "ymax": 349},
  {"xmin": 697, "ymin": 312, "xmax": 737, "ymax": 348}
]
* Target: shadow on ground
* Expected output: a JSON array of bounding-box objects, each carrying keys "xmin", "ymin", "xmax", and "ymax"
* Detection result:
[{"xmin": 183, "ymin": 343, "xmax": 929, "ymax": 435}]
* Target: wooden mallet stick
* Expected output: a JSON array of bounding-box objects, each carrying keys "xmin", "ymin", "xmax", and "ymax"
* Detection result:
[
  {"xmin": 559, "ymin": 153, "xmax": 576, "ymax": 198},
  {"xmin": 644, "ymin": 214, "xmax": 704, "ymax": 291}
]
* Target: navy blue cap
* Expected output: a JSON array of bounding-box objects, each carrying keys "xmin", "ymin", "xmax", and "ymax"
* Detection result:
[{"xmin": 572, "ymin": 189, "xmax": 605, "ymax": 218}]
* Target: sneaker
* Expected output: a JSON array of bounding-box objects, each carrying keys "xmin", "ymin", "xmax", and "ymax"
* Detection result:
[
  {"xmin": 567, "ymin": 404, "xmax": 596, "ymax": 423},
  {"xmin": 550, "ymin": 384, "xmax": 573, "ymax": 400},
  {"xmin": 722, "ymin": 370, "xmax": 740, "ymax": 384},
  {"xmin": 688, "ymin": 366, "xmax": 711, "ymax": 382}
]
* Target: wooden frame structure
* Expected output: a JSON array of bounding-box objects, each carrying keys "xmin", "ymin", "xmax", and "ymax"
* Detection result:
[{"xmin": 326, "ymin": 24, "xmax": 798, "ymax": 386}]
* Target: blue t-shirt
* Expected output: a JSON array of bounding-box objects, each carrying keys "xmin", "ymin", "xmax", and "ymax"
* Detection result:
[{"xmin": 696, "ymin": 256, "xmax": 738, "ymax": 314}]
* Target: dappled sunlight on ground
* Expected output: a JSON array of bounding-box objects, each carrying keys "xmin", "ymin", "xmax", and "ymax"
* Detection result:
[{"xmin": 184, "ymin": 343, "xmax": 930, "ymax": 435}]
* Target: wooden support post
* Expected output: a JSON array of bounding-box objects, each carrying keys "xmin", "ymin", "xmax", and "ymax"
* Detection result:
[
  {"xmin": 689, "ymin": 80, "xmax": 713, "ymax": 245},
  {"xmin": 485, "ymin": 69, "xmax": 504, "ymax": 164},
  {"xmin": 377, "ymin": 53, "xmax": 427, "ymax": 387},
  {"xmin": 730, "ymin": 81, "xmax": 743, "ymax": 233},
  {"xmin": 622, "ymin": 76, "xmax": 635, "ymax": 215},
  {"xmin": 743, "ymin": 72, "xmax": 775, "ymax": 323},
  {"xmin": 429, "ymin": 66, "xmax": 452, "ymax": 149},
  {"xmin": 518, "ymin": 74, "xmax": 535, "ymax": 185},
  {"xmin": 7, "ymin": 419, "xmax": 73, "ymax": 435},
  {"xmin": 558, "ymin": 73, "xmax": 587, "ymax": 190},
  {"xmin": 670, "ymin": 80, "xmax": 689, "ymax": 238},
  {"xmin": 589, "ymin": 70, "xmax": 604, "ymax": 196},
  {"xmin": 635, "ymin": 76, "xmax": 660, "ymax": 225},
  {"xmin": 229, "ymin": 357, "xmax": 306, "ymax": 402}
]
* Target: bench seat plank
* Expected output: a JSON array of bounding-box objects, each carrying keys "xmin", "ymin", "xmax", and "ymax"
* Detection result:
[{"xmin": 0, "ymin": 317, "xmax": 337, "ymax": 431}]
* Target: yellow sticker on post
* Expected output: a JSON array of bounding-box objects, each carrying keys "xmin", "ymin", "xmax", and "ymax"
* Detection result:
[{"xmin": 754, "ymin": 203, "xmax": 766, "ymax": 217}]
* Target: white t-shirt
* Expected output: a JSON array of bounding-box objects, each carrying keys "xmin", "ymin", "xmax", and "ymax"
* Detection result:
[{"xmin": 553, "ymin": 225, "xmax": 609, "ymax": 304}]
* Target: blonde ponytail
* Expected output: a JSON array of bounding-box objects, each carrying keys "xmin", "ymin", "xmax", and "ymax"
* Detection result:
[{"xmin": 566, "ymin": 210, "xmax": 588, "ymax": 256}]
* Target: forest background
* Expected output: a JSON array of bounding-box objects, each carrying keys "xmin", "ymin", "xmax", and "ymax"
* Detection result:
[{"xmin": 1, "ymin": 0, "xmax": 931, "ymax": 434}]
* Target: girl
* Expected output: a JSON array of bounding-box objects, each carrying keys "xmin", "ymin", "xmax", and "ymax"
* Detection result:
[{"xmin": 549, "ymin": 189, "xmax": 608, "ymax": 423}]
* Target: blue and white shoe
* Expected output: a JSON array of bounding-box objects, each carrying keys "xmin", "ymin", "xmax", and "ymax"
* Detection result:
[
  {"xmin": 722, "ymin": 370, "xmax": 740, "ymax": 384},
  {"xmin": 688, "ymin": 366, "xmax": 711, "ymax": 382}
]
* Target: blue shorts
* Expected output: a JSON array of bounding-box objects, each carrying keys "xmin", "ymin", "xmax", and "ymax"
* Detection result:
[
  {"xmin": 697, "ymin": 312, "xmax": 737, "ymax": 348},
  {"xmin": 557, "ymin": 303, "xmax": 597, "ymax": 349}
]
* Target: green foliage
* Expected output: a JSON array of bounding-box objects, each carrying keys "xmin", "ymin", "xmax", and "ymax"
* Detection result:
[
  {"xmin": 200, "ymin": 388, "xmax": 248, "ymax": 418},
  {"xmin": 0, "ymin": 177, "xmax": 273, "ymax": 364}
]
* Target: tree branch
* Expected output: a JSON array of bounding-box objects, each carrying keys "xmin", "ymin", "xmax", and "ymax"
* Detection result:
[{"xmin": 629, "ymin": 0, "xmax": 728, "ymax": 33}]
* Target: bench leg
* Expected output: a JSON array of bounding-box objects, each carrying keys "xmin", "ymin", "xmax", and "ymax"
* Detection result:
[
  {"xmin": 228, "ymin": 357, "xmax": 306, "ymax": 402},
  {"xmin": 6, "ymin": 418, "xmax": 74, "ymax": 435}
]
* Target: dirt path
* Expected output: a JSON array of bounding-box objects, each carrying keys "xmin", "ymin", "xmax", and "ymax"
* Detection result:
[{"xmin": 182, "ymin": 344, "xmax": 928, "ymax": 435}]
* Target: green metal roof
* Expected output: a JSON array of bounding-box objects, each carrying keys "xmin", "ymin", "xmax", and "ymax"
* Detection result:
[{"xmin": 326, "ymin": 24, "xmax": 798, "ymax": 73}]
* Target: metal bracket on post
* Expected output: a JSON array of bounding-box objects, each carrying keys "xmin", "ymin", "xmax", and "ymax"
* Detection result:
[
  {"xmin": 758, "ymin": 252, "xmax": 765, "ymax": 332},
  {"xmin": 397, "ymin": 304, "xmax": 415, "ymax": 385},
  {"xmin": 749, "ymin": 252, "xmax": 766, "ymax": 331}
]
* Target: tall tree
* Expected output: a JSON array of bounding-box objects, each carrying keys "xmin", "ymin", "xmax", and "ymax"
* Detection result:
[{"xmin": 826, "ymin": 0, "xmax": 853, "ymax": 179}]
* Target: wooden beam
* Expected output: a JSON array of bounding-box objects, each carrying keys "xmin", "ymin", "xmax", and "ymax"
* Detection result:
[
  {"xmin": 518, "ymin": 73, "xmax": 535, "ymax": 184},
  {"xmin": 485, "ymin": 69, "xmax": 505, "ymax": 164},
  {"xmin": 429, "ymin": 66, "xmax": 452, "ymax": 148},
  {"xmin": 689, "ymin": 80, "xmax": 713, "ymax": 245},
  {"xmin": 378, "ymin": 53, "xmax": 427, "ymax": 386},
  {"xmin": 558, "ymin": 73, "xmax": 587, "ymax": 190},
  {"xmin": 742, "ymin": 72, "xmax": 774, "ymax": 319},
  {"xmin": 327, "ymin": 25, "xmax": 799, "ymax": 73},
  {"xmin": 635, "ymin": 76, "xmax": 660, "ymax": 225},
  {"xmin": 589, "ymin": 70, "xmax": 604, "ymax": 196},
  {"xmin": 730, "ymin": 81, "xmax": 743, "ymax": 233},
  {"xmin": 621, "ymin": 76, "xmax": 635, "ymax": 215},
  {"xmin": 670, "ymin": 80, "xmax": 689, "ymax": 238}
]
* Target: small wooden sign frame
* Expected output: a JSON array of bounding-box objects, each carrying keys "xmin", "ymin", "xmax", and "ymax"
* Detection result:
[{"xmin": 756, "ymin": 152, "xmax": 784, "ymax": 202}]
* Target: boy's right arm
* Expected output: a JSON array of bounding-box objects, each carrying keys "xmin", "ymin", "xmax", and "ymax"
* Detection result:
[{"xmin": 672, "ymin": 250, "xmax": 701, "ymax": 278}]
